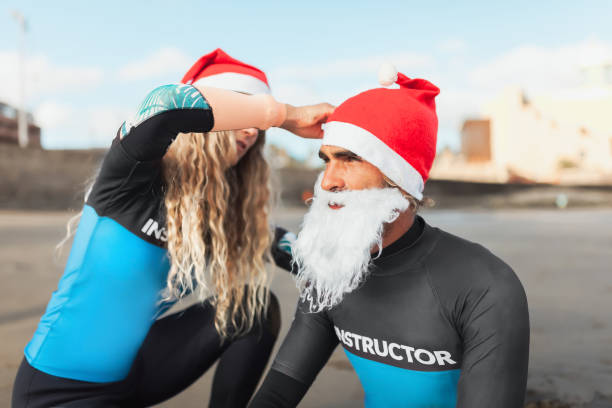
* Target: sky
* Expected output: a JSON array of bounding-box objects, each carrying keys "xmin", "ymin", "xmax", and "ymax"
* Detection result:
[{"xmin": 2, "ymin": 0, "xmax": 612, "ymax": 161}]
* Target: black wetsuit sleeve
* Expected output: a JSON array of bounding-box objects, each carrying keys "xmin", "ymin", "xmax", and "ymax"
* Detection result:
[
  {"xmin": 456, "ymin": 271, "xmax": 529, "ymax": 407},
  {"xmin": 431, "ymin": 246, "xmax": 530, "ymax": 407},
  {"xmin": 87, "ymin": 84, "xmax": 214, "ymax": 216},
  {"xmin": 249, "ymin": 370, "xmax": 308, "ymax": 407},
  {"xmin": 250, "ymin": 301, "xmax": 339, "ymax": 407},
  {"xmin": 270, "ymin": 227, "xmax": 296, "ymax": 273}
]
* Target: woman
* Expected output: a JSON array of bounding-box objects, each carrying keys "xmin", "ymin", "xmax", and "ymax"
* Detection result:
[{"xmin": 12, "ymin": 49, "xmax": 334, "ymax": 408}]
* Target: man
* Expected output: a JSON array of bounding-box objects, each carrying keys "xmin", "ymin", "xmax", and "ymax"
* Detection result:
[{"xmin": 250, "ymin": 67, "xmax": 530, "ymax": 407}]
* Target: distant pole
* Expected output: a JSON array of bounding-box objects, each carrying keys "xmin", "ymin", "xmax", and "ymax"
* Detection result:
[{"xmin": 12, "ymin": 10, "xmax": 28, "ymax": 148}]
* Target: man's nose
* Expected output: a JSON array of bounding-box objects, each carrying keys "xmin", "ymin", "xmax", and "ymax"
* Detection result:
[{"xmin": 321, "ymin": 164, "xmax": 345, "ymax": 192}]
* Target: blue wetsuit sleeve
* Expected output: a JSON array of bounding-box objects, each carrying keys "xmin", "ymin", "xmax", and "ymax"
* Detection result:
[
  {"xmin": 430, "ymin": 249, "xmax": 530, "ymax": 407},
  {"xmin": 119, "ymin": 84, "xmax": 214, "ymax": 162}
]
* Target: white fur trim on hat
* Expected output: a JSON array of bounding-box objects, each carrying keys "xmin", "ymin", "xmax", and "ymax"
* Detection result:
[
  {"xmin": 322, "ymin": 121, "xmax": 424, "ymax": 200},
  {"xmin": 193, "ymin": 72, "xmax": 270, "ymax": 95}
]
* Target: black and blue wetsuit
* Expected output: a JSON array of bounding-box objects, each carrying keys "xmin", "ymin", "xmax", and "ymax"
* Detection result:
[
  {"xmin": 251, "ymin": 216, "xmax": 530, "ymax": 408},
  {"xmin": 12, "ymin": 84, "xmax": 295, "ymax": 408}
]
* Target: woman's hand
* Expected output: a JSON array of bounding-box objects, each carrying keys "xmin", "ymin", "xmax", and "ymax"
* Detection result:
[{"xmin": 281, "ymin": 103, "xmax": 335, "ymax": 139}]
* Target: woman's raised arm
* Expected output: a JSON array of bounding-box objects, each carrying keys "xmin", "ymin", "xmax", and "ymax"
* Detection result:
[{"xmin": 196, "ymin": 85, "xmax": 334, "ymax": 138}]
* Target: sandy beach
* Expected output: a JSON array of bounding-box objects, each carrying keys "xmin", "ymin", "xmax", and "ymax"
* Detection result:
[{"xmin": 1, "ymin": 208, "xmax": 611, "ymax": 407}]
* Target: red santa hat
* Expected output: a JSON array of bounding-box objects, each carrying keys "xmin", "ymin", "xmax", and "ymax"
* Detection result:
[
  {"xmin": 322, "ymin": 64, "xmax": 439, "ymax": 200},
  {"xmin": 181, "ymin": 48, "xmax": 271, "ymax": 95}
]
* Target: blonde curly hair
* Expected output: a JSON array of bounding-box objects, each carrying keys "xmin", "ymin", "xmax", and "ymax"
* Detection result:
[{"xmin": 161, "ymin": 130, "xmax": 272, "ymax": 338}]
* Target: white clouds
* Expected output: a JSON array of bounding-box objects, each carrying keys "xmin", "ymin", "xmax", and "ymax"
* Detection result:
[
  {"xmin": 117, "ymin": 47, "xmax": 192, "ymax": 81},
  {"xmin": 9, "ymin": 39, "xmax": 612, "ymax": 154},
  {"xmin": 270, "ymin": 82, "xmax": 323, "ymax": 105},
  {"xmin": 0, "ymin": 49, "xmax": 112, "ymax": 149},
  {"xmin": 0, "ymin": 50, "xmax": 103, "ymax": 105},
  {"xmin": 30, "ymin": 56, "xmax": 104, "ymax": 93},
  {"xmin": 266, "ymin": 38, "xmax": 612, "ymax": 155},
  {"xmin": 0, "ymin": 45, "xmax": 197, "ymax": 149},
  {"xmin": 437, "ymin": 38, "xmax": 467, "ymax": 53},
  {"xmin": 34, "ymin": 101, "xmax": 74, "ymax": 128},
  {"xmin": 469, "ymin": 39, "xmax": 612, "ymax": 93},
  {"xmin": 41, "ymin": 105, "xmax": 130, "ymax": 149},
  {"xmin": 86, "ymin": 106, "xmax": 127, "ymax": 143},
  {"xmin": 436, "ymin": 88, "xmax": 485, "ymax": 125},
  {"xmin": 271, "ymin": 52, "xmax": 433, "ymax": 80},
  {"xmin": 0, "ymin": 46, "xmax": 194, "ymax": 149},
  {"xmin": 268, "ymin": 51, "xmax": 436, "ymax": 117}
]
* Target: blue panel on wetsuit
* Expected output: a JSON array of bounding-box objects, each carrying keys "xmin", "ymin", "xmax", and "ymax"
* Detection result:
[
  {"xmin": 25, "ymin": 205, "xmax": 170, "ymax": 382},
  {"xmin": 344, "ymin": 350, "xmax": 460, "ymax": 408}
]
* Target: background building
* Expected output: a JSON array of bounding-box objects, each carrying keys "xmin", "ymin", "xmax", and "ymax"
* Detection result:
[
  {"xmin": 431, "ymin": 64, "xmax": 612, "ymax": 185},
  {"xmin": 0, "ymin": 102, "xmax": 41, "ymax": 148}
]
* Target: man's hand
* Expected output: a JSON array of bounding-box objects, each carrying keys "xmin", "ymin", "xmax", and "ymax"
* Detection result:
[{"xmin": 281, "ymin": 103, "xmax": 335, "ymax": 139}]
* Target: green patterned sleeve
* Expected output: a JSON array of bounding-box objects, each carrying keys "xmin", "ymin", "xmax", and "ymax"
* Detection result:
[{"xmin": 118, "ymin": 84, "xmax": 214, "ymax": 161}]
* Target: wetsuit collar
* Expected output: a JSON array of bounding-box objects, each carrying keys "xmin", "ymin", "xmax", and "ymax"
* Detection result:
[
  {"xmin": 371, "ymin": 215, "xmax": 439, "ymax": 275},
  {"xmin": 379, "ymin": 215, "xmax": 424, "ymax": 258}
]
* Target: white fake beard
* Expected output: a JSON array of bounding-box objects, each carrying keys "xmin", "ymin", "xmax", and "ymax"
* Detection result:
[{"xmin": 293, "ymin": 175, "xmax": 410, "ymax": 313}]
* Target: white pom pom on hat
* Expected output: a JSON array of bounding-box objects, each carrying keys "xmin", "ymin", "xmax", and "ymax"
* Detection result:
[{"xmin": 378, "ymin": 62, "xmax": 398, "ymax": 87}]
